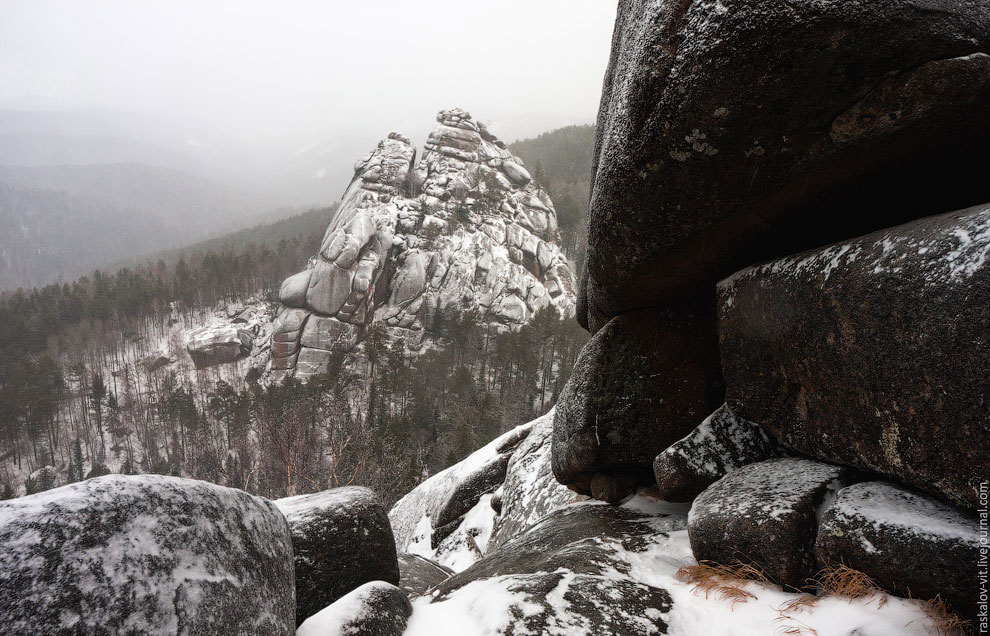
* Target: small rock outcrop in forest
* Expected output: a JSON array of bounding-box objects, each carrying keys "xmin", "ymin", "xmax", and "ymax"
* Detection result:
[{"xmin": 270, "ymin": 108, "xmax": 576, "ymax": 380}]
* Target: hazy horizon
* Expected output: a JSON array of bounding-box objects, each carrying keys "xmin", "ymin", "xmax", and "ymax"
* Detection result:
[
  {"xmin": 0, "ymin": 1, "xmax": 618, "ymax": 147},
  {"xmin": 0, "ymin": 1, "xmax": 618, "ymax": 290}
]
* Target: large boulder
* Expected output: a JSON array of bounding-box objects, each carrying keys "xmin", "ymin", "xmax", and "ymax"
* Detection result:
[
  {"xmin": 653, "ymin": 404, "xmax": 782, "ymax": 502},
  {"xmin": 296, "ymin": 581, "xmax": 412, "ymax": 636},
  {"xmin": 0, "ymin": 475, "xmax": 295, "ymax": 636},
  {"xmin": 185, "ymin": 323, "xmax": 252, "ymax": 368},
  {"xmin": 816, "ymin": 481, "xmax": 982, "ymax": 621},
  {"xmin": 719, "ymin": 204, "xmax": 990, "ymax": 509},
  {"xmin": 688, "ymin": 458, "xmax": 856, "ymax": 589},
  {"xmin": 552, "ymin": 305, "xmax": 723, "ymax": 497},
  {"xmin": 275, "ymin": 487, "xmax": 399, "ymax": 625},
  {"xmin": 583, "ymin": 0, "xmax": 990, "ymax": 331}
]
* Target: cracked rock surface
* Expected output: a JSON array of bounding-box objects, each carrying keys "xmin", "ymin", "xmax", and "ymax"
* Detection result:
[{"xmin": 271, "ymin": 108, "xmax": 576, "ymax": 381}]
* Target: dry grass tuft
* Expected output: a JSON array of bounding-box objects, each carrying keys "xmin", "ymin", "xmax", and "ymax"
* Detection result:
[
  {"xmin": 816, "ymin": 564, "xmax": 886, "ymax": 605},
  {"xmin": 774, "ymin": 564, "xmax": 886, "ymax": 635},
  {"xmin": 772, "ymin": 614, "xmax": 819, "ymax": 636},
  {"xmin": 924, "ymin": 596, "xmax": 972, "ymax": 636},
  {"xmin": 777, "ymin": 594, "xmax": 819, "ymax": 615},
  {"xmin": 676, "ymin": 561, "xmax": 771, "ymax": 608}
]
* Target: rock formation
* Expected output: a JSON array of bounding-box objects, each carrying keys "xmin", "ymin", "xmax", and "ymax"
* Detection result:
[
  {"xmin": 275, "ymin": 487, "xmax": 400, "ymax": 625},
  {"xmin": 719, "ymin": 204, "xmax": 990, "ymax": 509},
  {"xmin": 384, "ymin": 412, "xmax": 941, "ymax": 633},
  {"xmin": 548, "ymin": 0, "xmax": 990, "ymax": 624},
  {"xmin": 556, "ymin": 0, "xmax": 990, "ymax": 495},
  {"xmin": 582, "ymin": 0, "xmax": 990, "ymax": 331},
  {"xmin": 270, "ymin": 109, "xmax": 576, "ymax": 380},
  {"xmin": 0, "ymin": 475, "xmax": 295, "ymax": 636}
]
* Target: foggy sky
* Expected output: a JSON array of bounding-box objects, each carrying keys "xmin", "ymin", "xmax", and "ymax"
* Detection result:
[{"xmin": 0, "ymin": 0, "xmax": 619, "ymax": 145}]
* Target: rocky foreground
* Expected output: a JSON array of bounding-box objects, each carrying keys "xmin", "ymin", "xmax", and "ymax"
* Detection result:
[{"xmin": 0, "ymin": 413, "xmax": 972, "ymax": 635}]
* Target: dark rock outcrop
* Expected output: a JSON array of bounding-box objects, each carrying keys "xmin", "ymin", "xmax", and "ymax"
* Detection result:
[
  {"xmin": 275, "ymin": 487, "xmax": 400, "ymax": 625},
  {"xmin": 816, "ymin": 481, "xmax": 981, "ymax": 620},
  {"xmin": 552, "ymin": 305, "xmax": 723, "ymax": 497},
  {"xmin": 583, "ymin": 0, "xmax": 990, "ymax": 331},
  {"xmin": 688, "ymin": 458, "xmax": 856, "ymax": 589},
  {"xmin": 296, "ymin": 581, "xmax": 412, "ymax": 636},
  {"xmin": 719, "ymin": 204, "xmax": 990, "ymax": 509},
  {"xmin": 653, "ymin": 404, "xmax": 782, "ymax": 502},
  {"xmin": 0, "ymin": 475, "xmax": 295, "ymax": 636},
  {"xmin": 397, "ymin": 553, "xmax": 454, "ymax": 597}
]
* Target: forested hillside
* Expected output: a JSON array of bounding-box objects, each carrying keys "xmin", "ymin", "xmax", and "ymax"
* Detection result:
[
  {"xmin": 0, "ymin": 182, "xmax": 165, "ymax": 290},
  {"xmin": 0, "ymin": 125, "xmax": 596, "ymax": 504}
]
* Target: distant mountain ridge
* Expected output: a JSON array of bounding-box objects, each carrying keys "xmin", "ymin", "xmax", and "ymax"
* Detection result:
[
  {"xmin": 0, "ymin": 181, "xmax": 163, "ymax": 290},
  {"xmin": 0, "ymin": 163, "xmax": 269, "ymax": 233}
]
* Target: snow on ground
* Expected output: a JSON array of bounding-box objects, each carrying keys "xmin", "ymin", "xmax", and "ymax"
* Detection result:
[
  {"xmin": 403, "ymin": 494, "xmax": 943, "ymax": 636},
  {"xmin": 429, "ymin": 494, "xmax": 496, "ymax": 572},
  {"xmin": 389, "ymin": 420, "xmax": 535, "ymax": 571}
]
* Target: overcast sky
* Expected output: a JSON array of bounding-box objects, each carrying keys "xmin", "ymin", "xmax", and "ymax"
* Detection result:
[{"xmin": 0, "ymin": 0, "xmax": 619, "ymax": 144}]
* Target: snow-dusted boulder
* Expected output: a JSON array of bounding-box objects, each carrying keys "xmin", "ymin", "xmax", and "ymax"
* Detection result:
[
  {"xmin": 552, "ymin": 306, "xmax": 722, "ymax": 500},
  {"xmin": 389, "ymin": 421, "xmax": 534, "ymax": 572},
  {"xmin": 408, "ymin": 497, "xmax": 682, "ymax": 635},
  {"xmin": 720, "ymin": 204, "xmax": 990, "ymax": 510},
  {"xmin": 489, "ymin": 409, "xmax": 573, "ymax": 550},
  {"xmin": 296, "ymin": 581, "xmax": 412, "ymax": 636},
  {"xmin": 653, "ymin": 404, "xmax": 782, "ymax": 502},
  {"xmin": 816, "ymin": 481, "xmax": 982, "ymax": 620},
  {"xmin": 275, "ymin": 487, "xmax": 399, "ymax": 625},
  {"xmin": 397, "ymin": 553, "xmax": 454, "ymax": 597},
  {"xmin": 185, "ymin": 323, "xmax": 252, "ymax": 368},
  {"xmin": 270, "ymin": 108, "xmax": 577, "ymax": 379},
  {"xmin": 688, "ymin": 458, "xmax": 857, "ymax": 588},
  {"xmin": 0, "ymin": 475, "xmax": 294, "ymax": 636}
]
